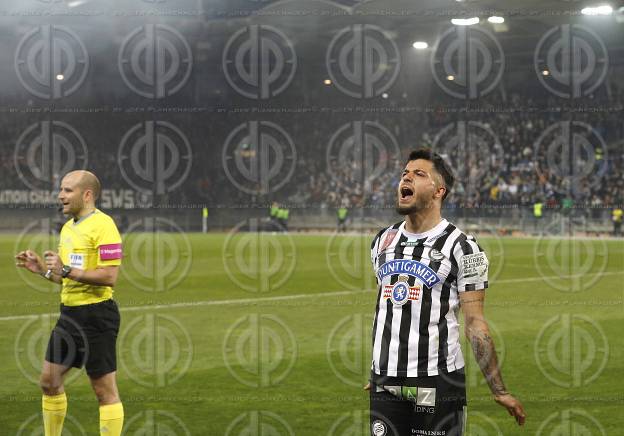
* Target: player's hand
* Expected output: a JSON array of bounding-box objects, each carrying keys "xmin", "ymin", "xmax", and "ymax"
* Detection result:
[
  {"xmin": 43, "ymin": 251, "xmax": 63, "ymax": 275},
  {"xmin": 363, "ymin": 383, "xmax": 371, "ymax": 391},
  {"xmin": 494, "ymin": 393, "xmax": 526, "ymax": 426},
  {"xmin": 15, "ymin": 250, "xmax": 45, "ymax": 274}
]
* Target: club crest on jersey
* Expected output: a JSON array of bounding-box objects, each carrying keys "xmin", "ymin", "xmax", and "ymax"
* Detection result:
[
  {"xmin": 377, "ymin": 259, "xmax": 440, "ymax": 287},
  {"xmin": 384, "ymin": 275, "xmax": 421, "ymax": 306}
]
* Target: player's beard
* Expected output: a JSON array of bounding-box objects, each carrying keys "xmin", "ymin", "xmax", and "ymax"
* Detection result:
[{"xmin": 396, "ymin": 192, "xmax": 433, "ymax": 215}]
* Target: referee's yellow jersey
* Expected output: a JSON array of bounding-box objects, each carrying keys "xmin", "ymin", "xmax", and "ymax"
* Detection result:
[{"xmin": 58, "ymin": 209, "xmax": 123, "ymax": 306}]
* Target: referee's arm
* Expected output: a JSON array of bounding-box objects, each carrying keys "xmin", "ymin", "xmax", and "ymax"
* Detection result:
[
  {"xmin": 43, "ymin": 251, "xmax": 119, "ymax": 287},
  {"xmin": 460, "ymin": 291, "xmax": 526, "ymax": 426}
]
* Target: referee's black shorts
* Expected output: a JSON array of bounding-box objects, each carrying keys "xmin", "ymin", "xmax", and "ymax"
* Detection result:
[
  {"xmin": 45, "ymin": 299, "xmax": 120, "ymax": 378},
  {"xmin": 370, "ymin": 369, "xmax": 466, "ymax": 436}
]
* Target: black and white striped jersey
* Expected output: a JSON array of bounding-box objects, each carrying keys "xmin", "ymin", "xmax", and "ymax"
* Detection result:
[{"xmin": 370, "ymin": 219, "xmax": 489, "ymax": 381}]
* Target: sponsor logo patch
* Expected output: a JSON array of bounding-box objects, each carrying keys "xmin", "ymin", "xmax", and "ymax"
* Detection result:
[
  {"xmin": 377, "ymin": 259, "xmax": 440, "ymax": 287},
  {"xmin": 379, "ymin": 229, "xmax": 398, "ymax": 252},
  {"xmin": 383, "ymin": 275, "xmax": 421, "ymax": 305},
  {"xmin": 371, "ymin": 420, "xmax": 387, "ymax": 436},
  {"xmin": 99, "ymin": 243, "xmax": 123, "ymax": 261},
  {"xmin": 69, "ymin": 253, "xmax": 84, "ymax": 269},
  {"xmin": 462, "ymin": 251, "xmax": 488, "ymax": 284}
]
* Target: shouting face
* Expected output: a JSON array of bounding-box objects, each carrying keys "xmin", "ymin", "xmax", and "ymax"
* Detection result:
[{"xmin": 396, "ymin": 159, "xmax": 445, "ymax": 215}]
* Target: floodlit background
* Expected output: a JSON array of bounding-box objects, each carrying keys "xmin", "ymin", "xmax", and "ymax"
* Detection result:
[{"xmin": 0, "ymin": 0, "xmax": 623, "ymax": 434}]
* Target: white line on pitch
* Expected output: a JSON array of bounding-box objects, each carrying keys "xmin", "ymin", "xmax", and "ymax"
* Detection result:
[{"xmin": 0, "ymin": 271, "xmax": 622, "ymax": 322}]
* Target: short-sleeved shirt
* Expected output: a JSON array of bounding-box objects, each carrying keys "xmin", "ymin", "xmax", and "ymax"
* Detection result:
[
  {"xmin": 369, "ymin": 219, "xmax": 489, "ymax": 381},
  {"xmin": 58, "ymin": 209, "xmax": 122, "ymax": 306}
]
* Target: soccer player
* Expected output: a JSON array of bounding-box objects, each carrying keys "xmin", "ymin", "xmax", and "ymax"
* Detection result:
[
  {"xmin": 15, "ymin": 170, "xmax": 124, "ymax": 436},
  {"xmin": 366, "ymin": 149, "xmax": 525, "ymax": 435}
]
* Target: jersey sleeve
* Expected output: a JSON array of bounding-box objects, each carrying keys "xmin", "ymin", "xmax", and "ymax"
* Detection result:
[
  {"xmin": 94, "ymin": 218, "xmax": 123, "ymax": 267},
  {"xmin": 454, "ymin": 236, "xmax": 489, "ymax": 292}
]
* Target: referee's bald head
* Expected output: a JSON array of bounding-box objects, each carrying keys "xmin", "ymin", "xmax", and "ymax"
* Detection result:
[{"xmin": 63, "ymin": 170, "xmax": 101, "ymax": 201}]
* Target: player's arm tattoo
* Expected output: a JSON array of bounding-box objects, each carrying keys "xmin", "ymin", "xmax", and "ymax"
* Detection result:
[{"xmin": 467, "ymin": 328, "xmax": 508, "ymax": 396}]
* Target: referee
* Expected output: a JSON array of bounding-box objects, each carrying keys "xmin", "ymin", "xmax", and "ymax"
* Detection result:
[
  {"xmin": 15, "ymin": 170, "xmax": 124, "ymax": 436},
  {"xmin": 366, "ymin": 149, "xmax": 525, "ymax": 435}
]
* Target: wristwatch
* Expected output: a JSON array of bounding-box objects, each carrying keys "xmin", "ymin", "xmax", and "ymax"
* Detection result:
[{"xmin": 61, "ymin": 265, "xmax": 72, "ymax": 278}]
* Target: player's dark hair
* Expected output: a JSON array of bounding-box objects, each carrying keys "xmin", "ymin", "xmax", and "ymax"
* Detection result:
[{"xmin": 406, "ymin": 148, "xmax": 454, "ymax": 201}]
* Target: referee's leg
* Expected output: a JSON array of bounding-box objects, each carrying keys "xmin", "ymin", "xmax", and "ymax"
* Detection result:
[{"xmin": 39, "ymin": 361, "xmax": 71, "ymax": 436}]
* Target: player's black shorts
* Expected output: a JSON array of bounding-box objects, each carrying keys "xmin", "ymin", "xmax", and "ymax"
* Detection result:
[
  {"xmin": 370, "ymin": 369, "xmax": 466, "ymax": 436},
  {"xmin": 45, "ymin": 299, "xmax": 120, "ymax": 378}
]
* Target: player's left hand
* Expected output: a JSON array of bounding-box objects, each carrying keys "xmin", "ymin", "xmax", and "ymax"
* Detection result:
[
  {"xmin": 494, "ymin": 393, "xmax": 526, "ymax": 426},
  {"xmin": 43, "ymin": 251, "xmax": 63, "ymax": 275}
]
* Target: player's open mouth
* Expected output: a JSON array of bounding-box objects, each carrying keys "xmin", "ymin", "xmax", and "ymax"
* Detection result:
[{"xmin": 400, "ymin": 186, "xmax": 414, "ymax": 202}]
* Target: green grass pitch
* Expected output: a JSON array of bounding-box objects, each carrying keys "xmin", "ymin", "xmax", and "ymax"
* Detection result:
[{"xmin": 0, "ymin": 231, "xmax": 622, "ymax": 435}]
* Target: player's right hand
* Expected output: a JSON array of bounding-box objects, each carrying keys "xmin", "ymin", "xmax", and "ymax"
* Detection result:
[
  {"xmin": 15, "ymin": 250, "xmax": 45, "ymax": 274},
  {"xmin": 494, "ymin": 393, "xmax": 526, "ymax": 426}
]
